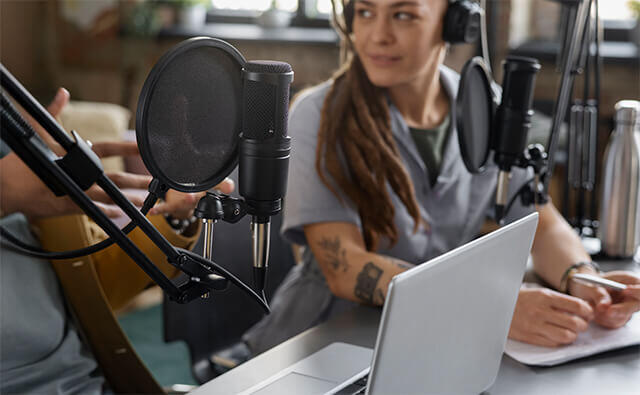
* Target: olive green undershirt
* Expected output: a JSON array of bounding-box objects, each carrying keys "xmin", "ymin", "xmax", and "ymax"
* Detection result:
[{"xmin": 409, "ymin": 114, "xmax": 451, "ymax": 186}]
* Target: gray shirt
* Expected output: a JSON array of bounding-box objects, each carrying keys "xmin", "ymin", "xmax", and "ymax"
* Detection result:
[
  {"xmin": 1, "ymin": 142, "xmax": 105, "ymax": 394},
  {"xmin": 244, "ymin": 66, "xmax": 533, "ymax": 354}
]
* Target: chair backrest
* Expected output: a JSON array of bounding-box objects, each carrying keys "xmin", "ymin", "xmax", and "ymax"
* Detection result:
[{"xmin": 163, "ymin": 208, "xmax": 295, "ymax": 383}]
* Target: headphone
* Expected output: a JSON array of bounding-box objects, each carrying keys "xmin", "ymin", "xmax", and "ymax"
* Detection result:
[{"xmin": 343, "ymin": 0, "xmax": 482, "ymax": 45}]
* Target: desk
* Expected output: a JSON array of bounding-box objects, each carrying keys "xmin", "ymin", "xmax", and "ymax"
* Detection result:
[{"xmin": 193, "ymin": 260, "xmax": 640, "ymax": 394}]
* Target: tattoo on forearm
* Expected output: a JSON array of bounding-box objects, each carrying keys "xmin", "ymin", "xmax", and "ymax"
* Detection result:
[
  {"xmin": 318, "ymin": 236, "xmax": 349, "ymax": 272},
  {"xmin": 388, "ymin": 258, "xmax": 412, "ymax": 270},
  {"xmin": 355, "ymin": 262, "xmax": 383, "ymax": 304}
]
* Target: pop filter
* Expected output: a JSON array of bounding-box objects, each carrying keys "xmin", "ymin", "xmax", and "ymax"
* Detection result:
[
  {"xmin": 136, "ymin": 37, "xmax": 246, "ymax": 192},
  {"xmin": 456, "ymin": 57, "xmax": 497, "ymax": 173}
]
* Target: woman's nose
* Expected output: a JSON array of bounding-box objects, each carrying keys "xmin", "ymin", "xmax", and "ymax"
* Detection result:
[{"xmin": 370, "ymin": 16, "xmax": 395, "ymax": 44}]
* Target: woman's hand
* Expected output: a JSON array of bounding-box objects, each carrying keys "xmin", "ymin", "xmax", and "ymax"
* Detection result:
[
  {"xmin": 619, "ymin": 272, "xmax": 640, "ymax": 302},
  {"xmin": 509, "ymin": 287, "xmax": 594, "ymax": 347},
  {"xmin": 571, "ymin": 271, "xmax": 640, "ymax": 329}
]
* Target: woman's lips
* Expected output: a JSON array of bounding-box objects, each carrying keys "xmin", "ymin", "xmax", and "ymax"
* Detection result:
[{"xmin": 366, "ymin": 54, "xmax": 402, "ymax": 67}]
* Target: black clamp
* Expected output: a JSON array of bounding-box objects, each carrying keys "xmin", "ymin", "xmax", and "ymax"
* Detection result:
[
  {"xmin": 520, "ymin": 144, "xmax": 550, "ymax": 206},
  {"xmin": 173, "ymin": 254, "xmax": 229, "ymax": 303},
  {"xmin": 55, "ymin": 130, "xmax": 103, "ymax": 192},
  {"xmin": 194, "ymin": 192, "xmax": 248, "ymax": 223}
]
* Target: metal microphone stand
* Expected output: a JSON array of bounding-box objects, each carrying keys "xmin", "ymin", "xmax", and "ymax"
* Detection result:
[
  {"xmin": 505, "ymin": 0, "xmax": 601, "ymax": 226},
  {"xmin": 544, "ymin": 0, "xmax": 601, "ymax": 234},
  {"xmin": 0, "ymin": 64, "xmax": 269, "ymax": 313}
]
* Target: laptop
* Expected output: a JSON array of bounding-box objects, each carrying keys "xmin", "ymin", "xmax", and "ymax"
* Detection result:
[{"xmin": 238, "ymin": 213, "xmax": 539, "ymax": 395}]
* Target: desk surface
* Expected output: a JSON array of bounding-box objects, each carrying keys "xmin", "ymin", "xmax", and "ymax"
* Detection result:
[{"xmin": 194, "ymin": 260, "xmax": 640, "ymax": 395}]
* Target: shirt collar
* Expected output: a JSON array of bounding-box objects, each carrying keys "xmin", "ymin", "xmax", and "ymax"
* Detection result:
[{"xmin": 387, "ymin": 65, "xmax": 463, "ymax": 182}]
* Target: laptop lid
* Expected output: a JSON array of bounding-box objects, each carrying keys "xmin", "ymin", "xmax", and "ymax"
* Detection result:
[{"xmin": 367, "ymin": 213, "xmax": 538, "ymax": 395}]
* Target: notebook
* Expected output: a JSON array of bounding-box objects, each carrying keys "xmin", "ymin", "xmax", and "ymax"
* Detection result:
[{"xmin": 505, "ymin": 313, "xmax": 640, "ymax": 366}]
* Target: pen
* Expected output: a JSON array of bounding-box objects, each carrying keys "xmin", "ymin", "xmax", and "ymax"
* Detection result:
[{"xmin": 571, "ymin": 273, "xmax": 628, "ymax": 291}]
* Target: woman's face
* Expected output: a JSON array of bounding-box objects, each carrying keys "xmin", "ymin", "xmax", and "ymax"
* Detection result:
[{"xmin": 351, "ymin": 0, "xmax": 448, "ymax": 88}]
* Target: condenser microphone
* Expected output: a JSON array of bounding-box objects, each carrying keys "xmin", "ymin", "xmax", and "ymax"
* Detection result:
[
  {"xmin": 239, "ymin": 60, "xmax": 294, "ymax": 295},
  {"xmin": 493, "ymin": 56, "xmax": 540, "ymax": 223}
]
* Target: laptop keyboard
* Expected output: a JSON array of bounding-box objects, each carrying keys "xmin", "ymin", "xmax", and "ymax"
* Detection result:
[{"xmin": 335, "ymin": 374, "xmax": 369, "ymax": 395}]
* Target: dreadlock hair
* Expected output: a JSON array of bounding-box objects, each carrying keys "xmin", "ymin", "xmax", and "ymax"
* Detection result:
[{"xmin": 315, "ymin": 0, "xmax": 425, "ymax": 251}]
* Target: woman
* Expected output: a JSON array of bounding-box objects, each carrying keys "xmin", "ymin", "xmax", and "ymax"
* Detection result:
[{"xmin": 242, "ymin": 0, "xmax": 640, "ymax": 355}]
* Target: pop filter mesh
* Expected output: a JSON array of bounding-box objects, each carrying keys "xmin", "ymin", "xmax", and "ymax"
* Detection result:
[
  {"xmin": 457, "ymin": 59, "xmax": 493, "ymax": 173},
  {"xmin": 140, "ymin": 44, "xmax": 243, "ymax": 191}
]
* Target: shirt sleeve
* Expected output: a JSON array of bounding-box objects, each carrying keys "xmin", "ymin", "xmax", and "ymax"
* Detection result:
[{"xmin": 281, "ymin": 84, "xmax": 361, "ymax": 246}]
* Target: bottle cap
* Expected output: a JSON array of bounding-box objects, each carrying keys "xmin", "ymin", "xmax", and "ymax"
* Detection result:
[{"xmin": 615, "ymin": 100, "xmax": 640, "ymax": 126}]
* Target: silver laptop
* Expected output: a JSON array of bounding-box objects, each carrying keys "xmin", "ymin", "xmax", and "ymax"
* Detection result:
[{"xmin": 239, "ymin": 213, "xmax": 539, "ymax": 395}]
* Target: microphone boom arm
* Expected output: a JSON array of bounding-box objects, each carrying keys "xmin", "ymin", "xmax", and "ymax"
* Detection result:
[
  {"xmin": 543, "ymin": 0, "xmax": 593, "ymax": 199},
  {"xmin": 0, "ymin": 64, "xmax": 270, "ymax": 313}
]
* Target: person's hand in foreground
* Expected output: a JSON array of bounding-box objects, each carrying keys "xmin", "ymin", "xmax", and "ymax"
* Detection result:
[{"xmin": 509, "ymin": 287, "xmax": 594, "ymax": 347}]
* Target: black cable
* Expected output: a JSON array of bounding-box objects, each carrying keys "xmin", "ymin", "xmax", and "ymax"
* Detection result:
[
  {"xmin": 503, "ymin": 177, "xmax": 537, "ymax": 221},
  {"xmin": 0, "ymin": 194, "xmax": 157, "ymax": 259}
]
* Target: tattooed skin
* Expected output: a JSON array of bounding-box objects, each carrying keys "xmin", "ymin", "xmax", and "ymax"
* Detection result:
[
  {"xmin": 388, "ymin": 258, "xmax": 412, "ymax": 270},
  {"xmin": 355, "ymin": 262, "xmax": 384, "ymax": 303},
  {"xmin": 318, "ymin": 236, "xmax": 349, "ymax": 272},
  {"xmin": 373, "ymin": 288, "xmax": 386, "ymax": 305}
]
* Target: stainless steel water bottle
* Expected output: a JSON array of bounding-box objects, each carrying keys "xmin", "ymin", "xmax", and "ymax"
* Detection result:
[{"xmin": 598, "ymin": 100, "xmax": 640, "ymax": 258}]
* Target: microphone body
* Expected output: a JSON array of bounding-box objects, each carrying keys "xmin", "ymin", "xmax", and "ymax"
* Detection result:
[
  {"xmin": 493, "ymin": 56, "xmax": 540, "ymax": 222},
  {"xmin": 239, "ymin": 61, "xmax": 294, "ymax": 293}
]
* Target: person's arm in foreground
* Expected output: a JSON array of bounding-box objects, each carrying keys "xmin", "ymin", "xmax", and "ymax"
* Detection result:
[{"xmin": 304, "ymin": 222, "xmax": 413, "ymax": 305}]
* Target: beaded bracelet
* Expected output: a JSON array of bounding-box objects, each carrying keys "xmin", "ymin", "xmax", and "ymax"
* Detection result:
[
  {"xmin": 165, "ymin": 214, "xmax": 198, "ymax": 234},
  {"xmin": 559, "ymin": 261, "xmax": 601, "ymax": 294}
]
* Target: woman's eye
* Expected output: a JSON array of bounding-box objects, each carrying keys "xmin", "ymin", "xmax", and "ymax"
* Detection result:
[
  {"xmin": 355, "ymin": 8, "xmax": 373, "ymax": 19},
  {"xmin": 394, "ymin": 12, "xmax": 415, "ymax": 21}
]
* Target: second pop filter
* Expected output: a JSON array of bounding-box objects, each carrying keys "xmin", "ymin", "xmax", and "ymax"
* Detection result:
[
  {"xmin": 456, "ymin": 57, "xmax": 497, "ymax": 173},
  {"xmin": 136, "ymin": 37, "xmax": 246, "ymax": 192}
]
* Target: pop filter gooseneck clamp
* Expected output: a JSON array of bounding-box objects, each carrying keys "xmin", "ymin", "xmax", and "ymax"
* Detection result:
[{"xmin": 0, "ymin": 39, "xmax": 272, "ymax": 312}]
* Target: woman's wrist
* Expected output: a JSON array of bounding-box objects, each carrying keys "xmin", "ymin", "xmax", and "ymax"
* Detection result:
[{"xmin": 561, "ymin": 261, "xmax": 602, "ymax": 295}]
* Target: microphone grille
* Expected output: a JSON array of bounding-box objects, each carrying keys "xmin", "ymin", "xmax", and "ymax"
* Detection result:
[
  {"xmin": 244, "ymin": 60, "xmax": 293, "ymax": 74},
  {"xmin": 242, "ymin": 61, "xmax": 292, "ymax": 140}
]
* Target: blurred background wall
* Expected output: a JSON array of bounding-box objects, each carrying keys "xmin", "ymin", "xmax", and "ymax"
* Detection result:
[{"xmin": 1, "ymin": 0, "xmax": 638, "ymax": 215}]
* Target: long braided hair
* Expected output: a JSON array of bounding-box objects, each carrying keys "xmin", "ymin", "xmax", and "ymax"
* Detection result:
[{"xmin": 315, "ymin": 0, "xmax": 425, "ymax": 251}]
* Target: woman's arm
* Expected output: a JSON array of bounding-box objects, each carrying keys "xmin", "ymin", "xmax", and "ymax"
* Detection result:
[
  {"xmin": 530, "ymin": 203, "xmax": 593, "ymax": 290},
  {"xmin": 305, "ymin": 221, "xmax": 413, "ymax": 306},
  {"xmin": 530, "ymin": 203, "xmax": 639, "ymax": 329}
]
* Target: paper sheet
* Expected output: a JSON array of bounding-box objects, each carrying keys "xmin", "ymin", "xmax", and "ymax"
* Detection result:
[{"xmin": 504, "ymin": 313, "xmax": 640, "ymax": 366}]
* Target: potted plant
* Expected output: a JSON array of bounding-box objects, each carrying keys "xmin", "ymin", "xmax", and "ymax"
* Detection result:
[{"xmin": 175, "ymin": 0, "xmax": 210, "ymax": 29}]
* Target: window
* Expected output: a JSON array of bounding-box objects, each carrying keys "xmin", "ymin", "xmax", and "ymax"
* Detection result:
[
  {"xmin": 509, "ymin": 0, "xmax": 638, "ymax": 49},
  {"xmin": 598, "ymin": 0, "xmax": 634, "ymax": 21},
  {"xmin": 209, "ymin": 0, "xmax": 335, "ymax": 26},
  {"xmin": 212, "ymin": 0, "xmax": 297, "ymax": 13}
]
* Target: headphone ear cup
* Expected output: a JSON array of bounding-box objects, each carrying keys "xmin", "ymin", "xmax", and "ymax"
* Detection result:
[
  {"xmin": 344, "ymin": 0, "xmax": 355, "ymax": 34},
  {"xmin": 443, "ymin": 1, "xmax": 482, "ymax": 44}
]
